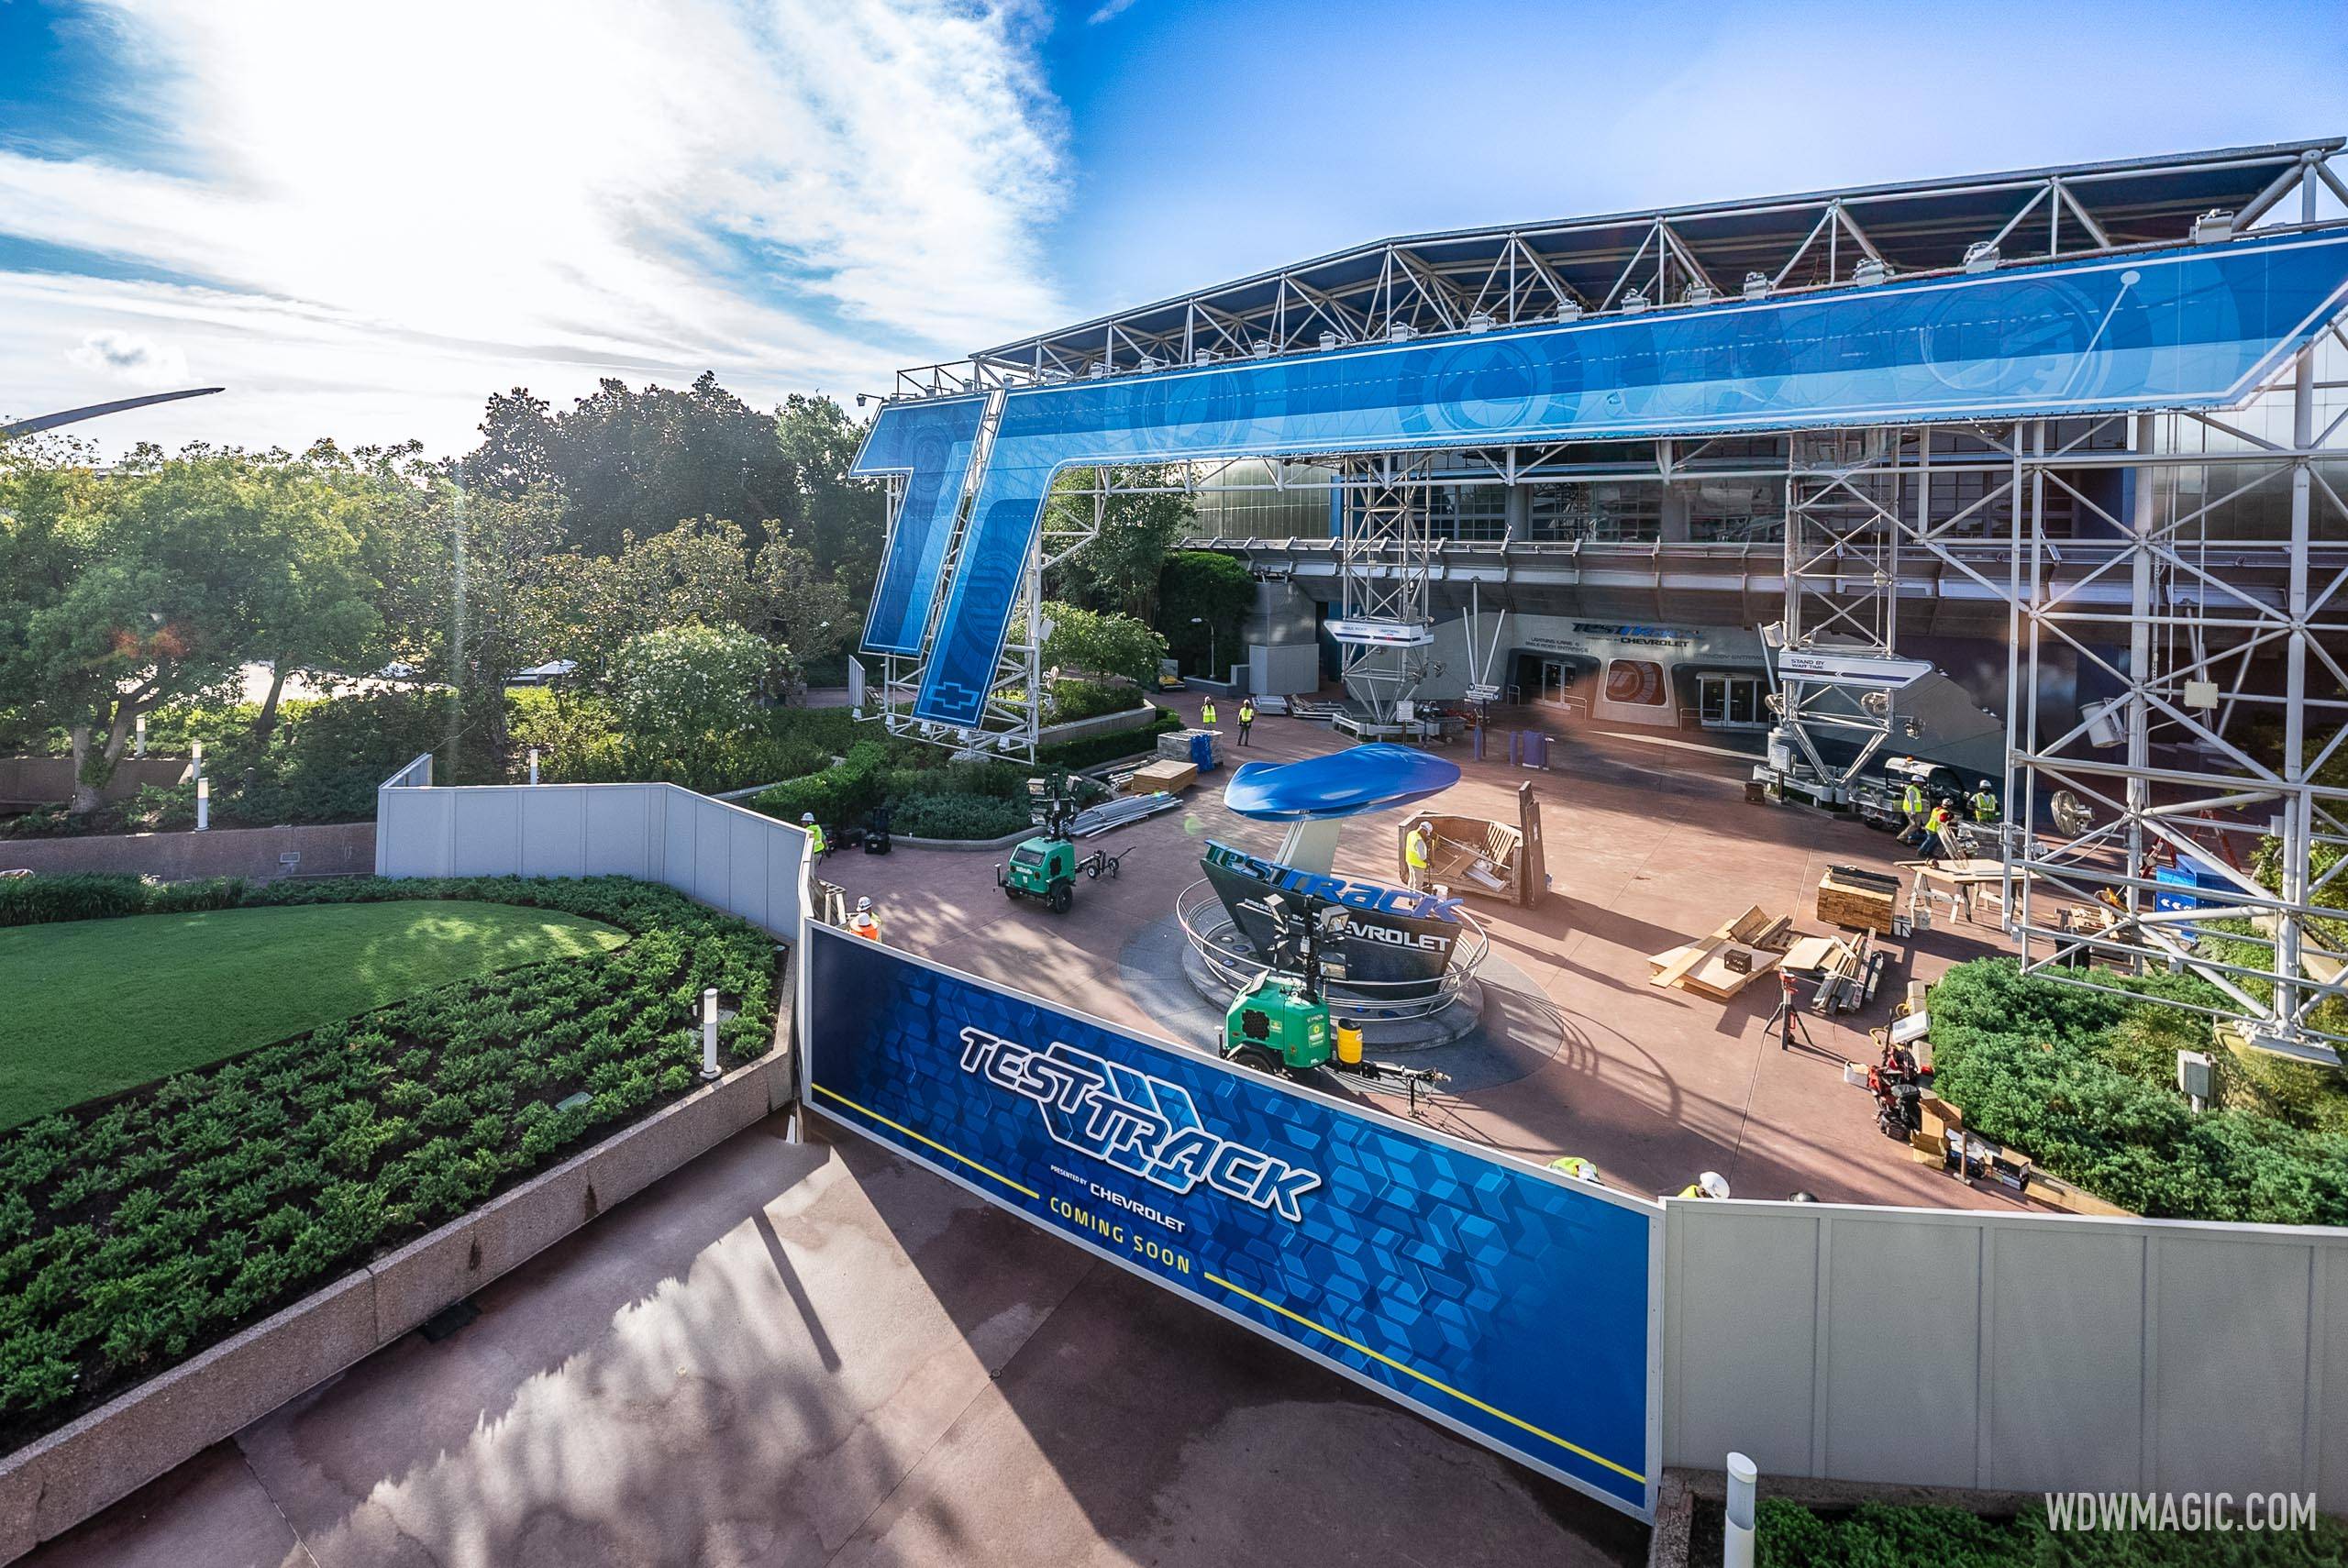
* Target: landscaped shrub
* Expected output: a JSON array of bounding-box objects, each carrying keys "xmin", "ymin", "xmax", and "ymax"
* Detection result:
[
  {"xmin": 0, "ymin": 873, "xmax": 247, "ymax": 928},
  {"xmin": 750, "ymin": 738, "xmax": 892, "ymax": 826},
  {"xmin": 1755, "ymin": 1496, "xmax": 2348, "ymax": 1566},
  {"xmin": 1034, "ymin": 709, "xmax": 1180, "ymax": 773},
  {"xmin": 1046, "ymin": 679, "xmax": 1146, "ymax": 723},
  {"xmin": 892, "ymin": 792, "xmax": 1034, "ymax": 841},
  {"xmin": 0, "ymin": 874, "xmax": 775, "ymax": 1447},
  {"xmin": 1928, "ymin": 959, "xmax": 2348, "ymax": 1225}
]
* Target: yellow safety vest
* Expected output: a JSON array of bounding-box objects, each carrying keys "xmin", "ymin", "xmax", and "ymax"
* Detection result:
[
  {"xmin": 806, "ymin": 823, "xmax": 826, "ymax": 856},
  {"xmin": 1202, "ymin": 701, "xmax": 1218, "ymax": 723},
  {"xmin": 1677, "ymin": 1183, "xmax": 1713, "ymax": 1199},
  {"xmin": 1971, "ymin": 791, "xmax": 1998, "ymax": 823},
  {"xmin": 1239, "ymin": 702, "xmax": 1254, "ymax": 723},
  {"xmin": 1902, "ymin": 784, "xmax": 1923, "ymax": 813},
  {"xmin": 1406, "ymin": 831, "xmax": 1432, "ymax": 869}
]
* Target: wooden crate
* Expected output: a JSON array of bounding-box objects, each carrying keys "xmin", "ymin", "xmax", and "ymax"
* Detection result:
[
  {"xmin": 1816, "ymin": 869, "xmax": 1898, "ymax": 933},
  {"xmin": 1124, "ymin": 759, "xmax": 1196, "ymax": 795}
]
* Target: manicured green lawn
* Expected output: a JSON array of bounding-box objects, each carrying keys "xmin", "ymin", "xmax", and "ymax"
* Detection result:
[{"xmin": 0, "ymin": 900, "xmax": 628, "ymax": 1129}]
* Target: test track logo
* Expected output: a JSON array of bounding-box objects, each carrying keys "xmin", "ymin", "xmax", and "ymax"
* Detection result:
[{"xmin": 957, "ymin": 1027, "xmax": 1322, "ymax": 1222}]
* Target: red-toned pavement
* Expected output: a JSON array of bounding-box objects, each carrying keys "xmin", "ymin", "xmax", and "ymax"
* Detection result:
[{"xmin": 831, "ymin": 691, "xmax": 2027, "ymax": 1212}]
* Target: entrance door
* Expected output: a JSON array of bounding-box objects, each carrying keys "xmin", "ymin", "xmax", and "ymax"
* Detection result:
[
  {"xmin": 1540, "ymin": 659, "xmax": 1567, "ymax": 703},
  {"xmin": 1698, "ymin": 674, "xmax": 1767, "ymax": 729}
]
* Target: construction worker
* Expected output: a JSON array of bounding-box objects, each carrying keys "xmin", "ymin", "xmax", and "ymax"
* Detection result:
[
  {"xmin": 1899, "ymin": 778, "xmax": 1927, "ymax": 844},
  {"xmin": 1676, "ymin": 1171, "xmax": 1733, "ymax": 1200},
  {"xmin": 801, "ymin": 812, "xmax": 826, "ymax": 861},
  {"xmin": 847, "ymin": 896, "xmax": 880, "ymax": 941},
  {"xmin": 1548, "ymin": 1154, "xmax": 1602, "ymax": 1187},
  {"xmin": 1201, "ymin": 695, "xmax": 1218, "ymax": 727},
  {"xmin": 1970, "ymin": 779, "xmax": 1999, "ymax": 825},
  {"xmin": 1236, "ymin": 696, "xmax": 1256, "ymax": 746},
  {"xmin": 1923, "ymin": 798, "xmax": 1960, "ymax": 864},
  {"xmin": 1405, "ymin": 819, "xmax": 1434, "ymax": 890}
]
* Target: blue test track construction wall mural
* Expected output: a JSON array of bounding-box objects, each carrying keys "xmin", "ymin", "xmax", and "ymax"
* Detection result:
[
  {"xmin": 848, "ymin": 229, "xmax": 2348, "ymax": 728},
  {"xmin": 801, "ymin": 922, "xmax": 1665, "ymax": 1518}
]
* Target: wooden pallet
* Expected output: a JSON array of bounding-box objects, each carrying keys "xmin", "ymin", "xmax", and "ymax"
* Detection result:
[{"xmin": 1648, "ymin": 906, "xmax": 1796, "ymax": 999}]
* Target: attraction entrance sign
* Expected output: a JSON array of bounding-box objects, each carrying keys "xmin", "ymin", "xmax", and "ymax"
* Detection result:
[{"xmin": 801, "ymin": 922, "xmax": 1664, "ymax": 1518}]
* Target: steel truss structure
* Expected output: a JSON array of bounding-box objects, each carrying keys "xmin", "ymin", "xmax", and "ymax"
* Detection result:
[
  {"xmin": 880, "ymin": 138, "xmax": 2348, "ymax": 1058},
  {"xmin": 900, "ymin": 138, "xmax": 2344, "ymax": 392}
]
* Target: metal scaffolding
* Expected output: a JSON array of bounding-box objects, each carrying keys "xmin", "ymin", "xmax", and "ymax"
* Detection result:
[{"xmin": 877, "ymin": 138, "xmax": 2348, "ymax": 1057}]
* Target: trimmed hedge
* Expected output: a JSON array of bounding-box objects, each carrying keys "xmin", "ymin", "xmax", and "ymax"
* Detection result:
[
  {"xmin": 892, "ymin": 792, "xmax": 1034, "ymax": 840},
  {"xmin": 1035, "ymin": 710, "xmax": 1181, "ymax": 773},
  {"xmin": 0, "ymin": 873, "xmax": 248, "ymax": 928},
  {"xmin": 1757, "ymin": 1496, "xmax": 2348, "ymax": 1566},
  {"xmin": 0, "ymin": 874, "xmax": 775, "ymax": 1449},
  {"xmin": 1929, "ymin": 960, "xmax": 2348, "ymax": 1225}
]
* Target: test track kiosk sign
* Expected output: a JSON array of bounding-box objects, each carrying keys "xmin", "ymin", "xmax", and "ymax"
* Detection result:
[{"xmin": 801, "ymin": 922, "xmax": 1662, "ymax": 1518}]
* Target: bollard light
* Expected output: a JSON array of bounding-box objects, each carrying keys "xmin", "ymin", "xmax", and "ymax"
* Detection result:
[
  {"xmin": 528, "ymin": 747, "xmax": 540, "ymax": 786},
  {"xmin": 1724, "ymin": 1452, "xmax": 1756, "ymax": 1568},
  {"xmin": 135, "ymin": 713, "xmax": 147, "ymax": 759},
  {"xmin": 189, "ymin": 737, "xmax": 203, "ymax": 777},
  {"xmin": 700, "ymin": 987, "xmax": 721, "ymax": 1081},
  {"xmin": 194, "ymin": 776, "xmax": 210, "ymax": 833}
]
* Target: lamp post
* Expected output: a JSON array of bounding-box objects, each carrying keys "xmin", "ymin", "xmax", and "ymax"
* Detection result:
[{"xmin": 1191, "ymin": 616, "xmax": 1216, "ymax": 681}]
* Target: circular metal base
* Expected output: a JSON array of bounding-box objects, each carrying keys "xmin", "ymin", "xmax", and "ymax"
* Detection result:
[{"xmin": 1177, "ymin": 939, "xmax": 1485, "ymax": 1052}]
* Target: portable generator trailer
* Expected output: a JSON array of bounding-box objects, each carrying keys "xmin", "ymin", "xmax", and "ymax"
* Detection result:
[
  {"xmin": 1220, "ymin": 895, "xmax": 1447, "ymax": 1109},
  {"xmin": 995, "ymin": 772, "xmax": 1128, "ymax": 914}
]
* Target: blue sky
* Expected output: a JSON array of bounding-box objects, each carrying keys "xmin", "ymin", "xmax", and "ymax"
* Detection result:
[{"xmin": 2, "ymin": 0, "xmax": 2343, "ymax": 455}]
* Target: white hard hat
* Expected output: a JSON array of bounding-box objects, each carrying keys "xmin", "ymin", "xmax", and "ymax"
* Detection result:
[
  {"xmin": 1981, "ymin": 780, "xmax": 1995, "ymax": 790},
  {"xmin": 801, "ymin": 812, "xmax": 815, "ymax": 823},
  {"xmin": 856, "ymin": 896, "xmax": 871, "ymax": 911},
  {"xmin": 1418, "ymin": 819, "xmax": 1434, "ymax": 831},
  {"xmin": 1700, "ymin": 1171, "xmax": 1732, "ymax": 1199}
]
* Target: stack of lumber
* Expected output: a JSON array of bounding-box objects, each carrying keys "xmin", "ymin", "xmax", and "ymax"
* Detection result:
[
  {"xmin": 1816, "ymin": 864, "xmax": 1899, "ymax": 933},
  {"xmin": 1647, "ymin": 906, "xmax": 1795, "ymax": 999},
  {"xmin": 1122, "ymin": 757, "xmax": 1196, "ymax": 795},
  {"xmin": 1786, "ymin": 928, "xmax": 1880, "ymax": 1013}
]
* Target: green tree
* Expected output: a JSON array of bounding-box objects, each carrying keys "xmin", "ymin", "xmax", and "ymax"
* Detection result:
[
  {"xmin": 1040, "ymin": 602, "xmax": 1166, "ymax": 688},
  {"xmin": 610, "ymin": 623, "xmax": 769, "ymax": 788},
  {"xmin": 0, "ymin": 445, "xmax": 382, "ymax": 813},
  {"xmin": 481, "ymin": 373, "xmax": 802, "ymax": 558},
  {"xmin": 1051, "ymin": 464, "xmax": 1195, "ymax": 622},
  {"xmin": 1157, "ymin": 549, "xmax": 1254, "ymax": 677},
  {"xmin": 369, "ymin": 469, "xmax": 571, "ymax": 776},
  {"xmin": 749, "ymin": 525, "xmax": 856, "ymax": 690},
  {"xmin": 776, "ymin": 394, "xmax": 887, "ymax": 599}
]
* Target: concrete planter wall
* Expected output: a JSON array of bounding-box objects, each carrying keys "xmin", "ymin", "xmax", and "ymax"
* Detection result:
[
  {"xmin": 1035, "ymin": 701, "xmax": 1165, "ymax": 747},
  {"xmin": 0, "ymin": 757, "xmax": 191, "ymax": 809},
  {"xmin": 0, "ymin": 1047, "xmax": 793, "ymax": 1564},
  {"xmin": 0, "ymin": 822, "xmax": 375, "ymax": 882}
]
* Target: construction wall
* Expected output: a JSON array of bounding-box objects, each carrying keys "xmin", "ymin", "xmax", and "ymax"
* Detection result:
[
  {"xmin": 1662, "ymin": 1199, "xmax": 2348, "ymax": 1507},
  {"xmin": 375, "ymin": 779, "xmax": 806, "ymax": 938}
]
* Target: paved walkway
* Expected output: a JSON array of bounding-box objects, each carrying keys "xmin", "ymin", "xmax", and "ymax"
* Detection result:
[
  {"xmin": 31, "ymin": 1121, "xmax": 1646, "ymax": 1568},
  {"xmin": 825, "ymin": 693, "xmax": 2024, "ymax": 1210}
]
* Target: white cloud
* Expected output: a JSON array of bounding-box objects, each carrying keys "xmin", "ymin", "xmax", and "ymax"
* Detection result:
[
  {"xmin": 65, "ymin": 328, "xmax": 191, "ymax": 387},
  {"xmin": 1088, "ymin": 0, "xmax": 1139, "ymax": 22},
  {"xmin": 0, "ymin": 0, "xmax": 1069, "ymax": 455}
]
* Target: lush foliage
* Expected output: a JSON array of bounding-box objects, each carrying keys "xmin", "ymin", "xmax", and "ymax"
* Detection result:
[
  {"xmin": 1157, "ymin": 549, "xmax": 1255, "ymax": 677},
  {"xmin": 1, "ymin": 899, "xmax": 626, "ymax": 1129},
  {"xmin": 1042, "ymin": 601, "xmax": 1168, "ymax": 687},
  {"xmin": 0, "ymin": 872, "xmax": 245, "ymax": 927},
  {"xmin": 2, "ymin": 377, "xmax": 886, "ymax": 809},
  {"xmin": 1756, "ymin": 1497, "xmax": 2348, "ymax": 1566},
  {"xmin": 1035, "ymin": 710, "xmax": 1181, "ymax": 772},
  {"xmin": 0, "ymin": 441, "xmax": 382, "ymax": 812},
  {"xmin": 0, "ymin": 875, "xmax": 774, "ymax": 1445},
  {"xmin": 609, "ymin": 624, "xmax": 770, "ymax": 786},
  {"xmin": 1047, "ymin": 464, "xmax": 1195, "ymax": 621},
  {"xmin": 892, "ymin": 792, "xmax": 1034, "ymax": 841},
  {"xmin": 1046, "ymin": 678, "xmax": 1147, "ymax": 723},
  {"xmin": 751, "ymin": 739, "xmax": 894, "ymax": 827},
  {"xmin": 1929, "ymin": 960, "xmax": 2348, "ymax": 1224}
]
